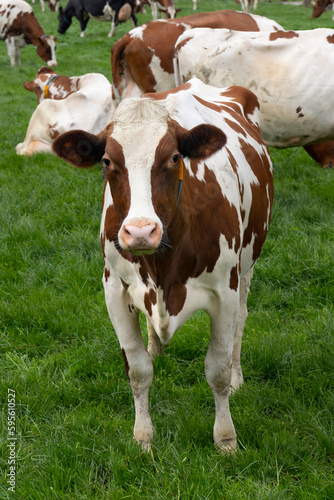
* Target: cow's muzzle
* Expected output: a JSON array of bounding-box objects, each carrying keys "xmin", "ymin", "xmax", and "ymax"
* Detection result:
[{"xmin": 119, "ymin": 220, "xmax": 162, "ymax": 255}]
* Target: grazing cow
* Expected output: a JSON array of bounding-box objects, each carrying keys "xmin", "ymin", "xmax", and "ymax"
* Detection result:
[
  {"xmin": 174, "ymin": 28, "xmax": 334, "ymax": 166},
  {"xmin": 16, "ymin": 73, "xmax": 111, "ymax": 155},
  {"xmin": 0, "ymin": 0, "xmax": 57, "ymax": 66},
  {"xmin": 149, "ymin": 0, "xmax": 176, "ymax": 19},
  {"xmin": 57, "ymin": 0, "xmax": 137, "ymax": 38},
  {"xmin": 23, "ymin": 66, "xmax": 107, "ymax": 103},
  {"xmin": 111, "ymin": 11, "xmax": 284, "ymax": 109},
  {"xmin": 52, "ymin": 78, "xmax": 273, "ymax": 451},
  {"xmin": 312, "ymin": 0, "xmax": 334, "ymax": 19}
]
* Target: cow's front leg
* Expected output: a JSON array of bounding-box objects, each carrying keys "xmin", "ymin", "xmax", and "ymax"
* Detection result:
[
  {"xmin": 205, "ymin": 290, "xmax": 239, "ymax": 452},
  {"xmin": 104, "ymin": 277, "xmax": 154, "ymax": 449},
  {"xmin": 78, "ymin": 12, "xmax": 89, "ymax": 37}
]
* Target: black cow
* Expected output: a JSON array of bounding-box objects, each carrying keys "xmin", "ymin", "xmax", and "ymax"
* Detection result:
[{"xmin": 57, "ymin": 0, "xmax": 137, "ymax": 38}]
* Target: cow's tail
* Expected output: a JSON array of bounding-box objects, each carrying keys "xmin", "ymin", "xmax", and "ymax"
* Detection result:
[
  {"xmin": 111, "ymin": 35, "xmax": 131, "ymax": 106},
  {"xmin": 173, "ymin": 44, "xmax": 183, "ymax": 88}
]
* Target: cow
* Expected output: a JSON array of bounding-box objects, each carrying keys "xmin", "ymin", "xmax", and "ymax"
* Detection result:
[
  {"xmin": 51, "ymin": 77, "xmax": 274, "ymax": 451},
  {"xmin": 148, "ymin": 0, "xmax": 176, "ymax": 19},
  {"xmin": 16, "ymin": 73, "xmax": 111, "ymax": 155},
  {"xmin": 240, "ymin": 0, "xmax": 258, "ymax": 13},
  {"xmin": 23, "ymin": 66, "xmax": 107, "ymax": 103},
  {"xmin": 174, "ymin": 28, "xmax": 334, "ymax": 167},
  {"xmin": 312, "ymin": 0, "xmax": 334, "ymax": 19},
  {"xmin": 31, "ymin": 0, "xmax": 60, "ymax": 12},
  {"xmin": 0, "ymin": 0, "xmax": 57, "ymax": 66},
  {"xmin": 110, "ymin": 11, "xmax": 284, "ymax": 110},
  {"xmin": 57, "ymin": 0, "xmax": 137, "ymax": 38}
]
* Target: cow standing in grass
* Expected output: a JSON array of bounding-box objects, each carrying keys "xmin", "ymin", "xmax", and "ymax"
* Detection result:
[
  {"xmin": 174, "ymin": 28, "xmax": 334, "ymax": 167},
  {"xmin": 0, "ymin": 0, "xmax": 57, "ymax": 66},
  {"xmin": 52, "ymin": 78, "xmax": 273, "ymax": 451},
  {"xmin": 57, "ymin": 0, "xmax": 137, "ymax": 37}
]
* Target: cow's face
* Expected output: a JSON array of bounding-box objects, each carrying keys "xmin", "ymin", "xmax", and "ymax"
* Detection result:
[
  {"xmin": 57, "ymin": 7, "xmax": 71, "ymax": 34},
  {"xmin": 52, "ymin": 98, "xmax": 226, "ymax": 255},
  {"xmin": 37, "ymin": 36, "xmax": 57, "ymax": 66}
]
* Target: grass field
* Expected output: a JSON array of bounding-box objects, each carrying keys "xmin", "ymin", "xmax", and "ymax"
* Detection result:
[{"xmin": 0, "ymin": 0, "xmax": 333, "ymax": 498}]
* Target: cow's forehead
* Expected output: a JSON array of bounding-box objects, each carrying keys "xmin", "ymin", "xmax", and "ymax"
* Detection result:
[{"xmin": 109, "ymin": 98, "xmax": 170, "ymax": 162}]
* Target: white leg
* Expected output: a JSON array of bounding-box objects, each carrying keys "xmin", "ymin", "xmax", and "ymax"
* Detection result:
[
  {"xmin": 147, "ymin": 319, "xmax": 164, "ymax": 358},
  {"xmin": 108, "ymin": 16, "xmax": 116, "ymax": 37},
  {"xmin": 149, "ymin": 0, "xmax": 159, "ymax": 19},
  {"xmin": 230, "ymin": 268, "xmax": 253, "ymax": 391},
  {"xmin": 205, "ymin": 289, "xmax": 239, "ymax": 452},
  {"xmin": 104, "ymin": 274, "xmax": 154, "ymax": 449},
  {"xmin": 80, "ymin": 31, "xmax": 85, "ymax": 37},
  {"xmin": 5, "ymin": 38, "xmax": 16, "ymax": 66}
]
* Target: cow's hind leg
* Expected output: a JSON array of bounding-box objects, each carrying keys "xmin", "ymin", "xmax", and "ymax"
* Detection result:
[
  {"xmin": 230, "ymin": 267, "xmax": 253, "ymax": 392},
  {"xmin": 205, "ymin": 288, "xmax": 239, "ymax": 452},
  {"xmin": 147, "ymin": 319, "xmax": 164, "ymax": 358}
]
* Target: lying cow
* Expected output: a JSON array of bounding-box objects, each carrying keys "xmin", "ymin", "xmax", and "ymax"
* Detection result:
[
  {"xmin": 174, "ymin": 28, "xmax": 334, "ymax": 167},
  {"xmin": 0, "ymin": 0, "xmax": 57, "ymax": 66},
  {"xmin": 111, "ymin": 10, "xmax": 284, "ymax": 108},
  {"xmin": 57, "ymin": 0, "xmax": 137, "ymax": 38},
  {"xmin": 52, "ymin": 78, "xmax": 273, "ymax": 451},
  {"xmin": 16, "ymin": 73, "xmax": 111, "ymax": 155},
  {"xmin": 23, "ymin": 66, "xmax": 106, "ymax": 103}
]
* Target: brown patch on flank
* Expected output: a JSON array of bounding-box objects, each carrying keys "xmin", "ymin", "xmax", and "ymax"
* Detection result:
[
  {"xmin": 269, "ymin": 30, "xmax": 299, "ymax": 41},
  {"xmin": 327, "ymin": 34, "xmax": 334, "ymax": 44}
]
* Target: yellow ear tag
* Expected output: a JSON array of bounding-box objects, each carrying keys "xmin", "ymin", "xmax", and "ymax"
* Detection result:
[
  {"xmin": 44, "ymin": 85, "xmax": 49, "ymax": 98},
  {"xmin": 179, "ymin": 157, "xmax": 184, "ymax": 181}
]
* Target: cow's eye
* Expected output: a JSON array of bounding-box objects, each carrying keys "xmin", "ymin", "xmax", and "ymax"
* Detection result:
[
  {"xmin": 102, "ymin": 156, "xmax": 110, "ymax": 168},
  {"xmin": 171, "ymin": 154, "xmax": 180, "ymax": 164}
]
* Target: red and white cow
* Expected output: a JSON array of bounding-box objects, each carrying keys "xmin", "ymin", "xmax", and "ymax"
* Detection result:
[
  {"xmin": 312, "ymin": 0, "xmax": 334, "ymax": 20},
  {"xmin": 174, "ymin": 28, "xmax": 334, "ymax": 167},
  {"xmin": 52, "ymin": 78, "xmax": 273, "ymax": 451},
  {"xmin": 0, "ymin": 0, "xmax": 57, "ymax": 66},
  {"xmin": 149, "ymin": 0, "xmax": 176, "ymax": 19},
  {"xmin": 16, "ymin": 73, "xmax": 111, "ymax": 155},
  {"xmin": 23, "ymin": 66, "xmax": 106, "ymax": 103},
  {"xmin": 31, "ymin": 0, "xmax": 60, "ymax": 12},
  {"xmin": 111, "ymin": 10, "xmax": 284, "ymax": 109}
]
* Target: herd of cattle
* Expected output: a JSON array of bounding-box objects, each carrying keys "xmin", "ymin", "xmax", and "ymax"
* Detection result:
[{"xmin": 1, "ymin": 0, "xmax": 332, "ymax": 451}]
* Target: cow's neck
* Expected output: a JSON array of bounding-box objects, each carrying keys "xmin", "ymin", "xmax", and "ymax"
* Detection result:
[{"xmin": 24, "ymin": 13, "xmax": 45, "ymax": 46}]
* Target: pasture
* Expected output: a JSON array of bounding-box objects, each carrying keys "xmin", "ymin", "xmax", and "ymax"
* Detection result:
[{"xmin": 0, "ymin": 0, "xmax": 333, "ymax": 498}]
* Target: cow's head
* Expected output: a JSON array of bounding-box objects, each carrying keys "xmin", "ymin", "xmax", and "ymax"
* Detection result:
[
  {"xmin": 37, "ymin": 35, "xmax": 57, "ymax": 67},
  {"xmin": 52, "ymin": 98, "xmax": 226, "ymax": 255},
  {"xmin": 312, "ymin": 0, "xmax": 331, "ymax": 18},
  {"xmin": 57, "ymin": 7, "xmax": 72, "ymax": 34},
  {"xmin": 23, "ymin": 67, "xmax": 57, "ymax": 102}
]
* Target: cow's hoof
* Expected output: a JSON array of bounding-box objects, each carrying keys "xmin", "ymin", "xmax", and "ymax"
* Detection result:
[{"xmin": 215, "ymin": 438, "xmax": 237, "ymax": 454}]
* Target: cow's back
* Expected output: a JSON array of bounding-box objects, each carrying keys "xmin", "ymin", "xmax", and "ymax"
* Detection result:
[
  {"xmin": 175, "ymin": 28, "xmax": 334, "ymax": 147},
  {"xmin": 0, "ymin": 0, "xmax": 32, "ymax": 39}
]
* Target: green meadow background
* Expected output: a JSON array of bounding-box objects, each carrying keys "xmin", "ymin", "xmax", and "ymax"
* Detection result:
[{"xmin": 0, "ymin": 0, "xmax": 333, "ymax": 498}]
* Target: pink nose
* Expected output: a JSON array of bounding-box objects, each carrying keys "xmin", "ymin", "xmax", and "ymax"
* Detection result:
[
  {"xmin": 47, "ymin": 60, "xmax": 57, "ymax": 67},
  {"xmin": 120, "ymin": 222, "xmax": 162, "ymax": 252}
]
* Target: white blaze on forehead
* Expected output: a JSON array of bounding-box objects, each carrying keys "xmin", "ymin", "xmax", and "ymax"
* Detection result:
[{"xmin": 110, "ymin": 98, "xmax": 169, "ymax": 225}]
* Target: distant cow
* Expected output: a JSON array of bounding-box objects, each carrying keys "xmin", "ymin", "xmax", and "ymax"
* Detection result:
[
  {"xmin": 111, "ymin": 10, "xmax": 284, "ymax": 109},
  {"xmin": 149, "ymin": 0, "xmax": 176, "ymax": 19},
  {"xmin": 52, "ymin": 77, "xmax": 273, "ymax": 451},
  {"xmin": 23, "ymin": 66, "xmax": 106, "ymax": 102},
  {"xmin": 31, "ymin": 0, "xmax": 60, "ymax": 12},
  {"xmin": 312, "ymin": 0, "xmax": 334, "ymax": 19},
  {"xmin": 16, "ymin": 73, "xmax": 111, "ymax": 155},
  {"xmin": 57, "ymin": 0, "xmax": 137, "ymax": 38},
  {"xmin": 174, "ymin": 28, "xmax": 334, "ymax": 167},
  {"xmin": 0, "ymin": 0, "xmax": 57, "ymax": 66}
]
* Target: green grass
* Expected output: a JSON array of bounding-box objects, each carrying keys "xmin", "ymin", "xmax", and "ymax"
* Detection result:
[{"xmin": 0, "ymin": 1, "xmax": 334, "ymax": 498}]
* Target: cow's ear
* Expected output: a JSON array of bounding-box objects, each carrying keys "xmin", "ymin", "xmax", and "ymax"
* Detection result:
[
  {"xmin": 52, "ymin": 129, "xmax": 106, "ymax": 168},
  {"xmin": 23, "ymin": 81, "xmax": 36, "ymax": 92},
  {"xmin": 177, "ymin": 124, "xmax": 226, "ymax": 159}
]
